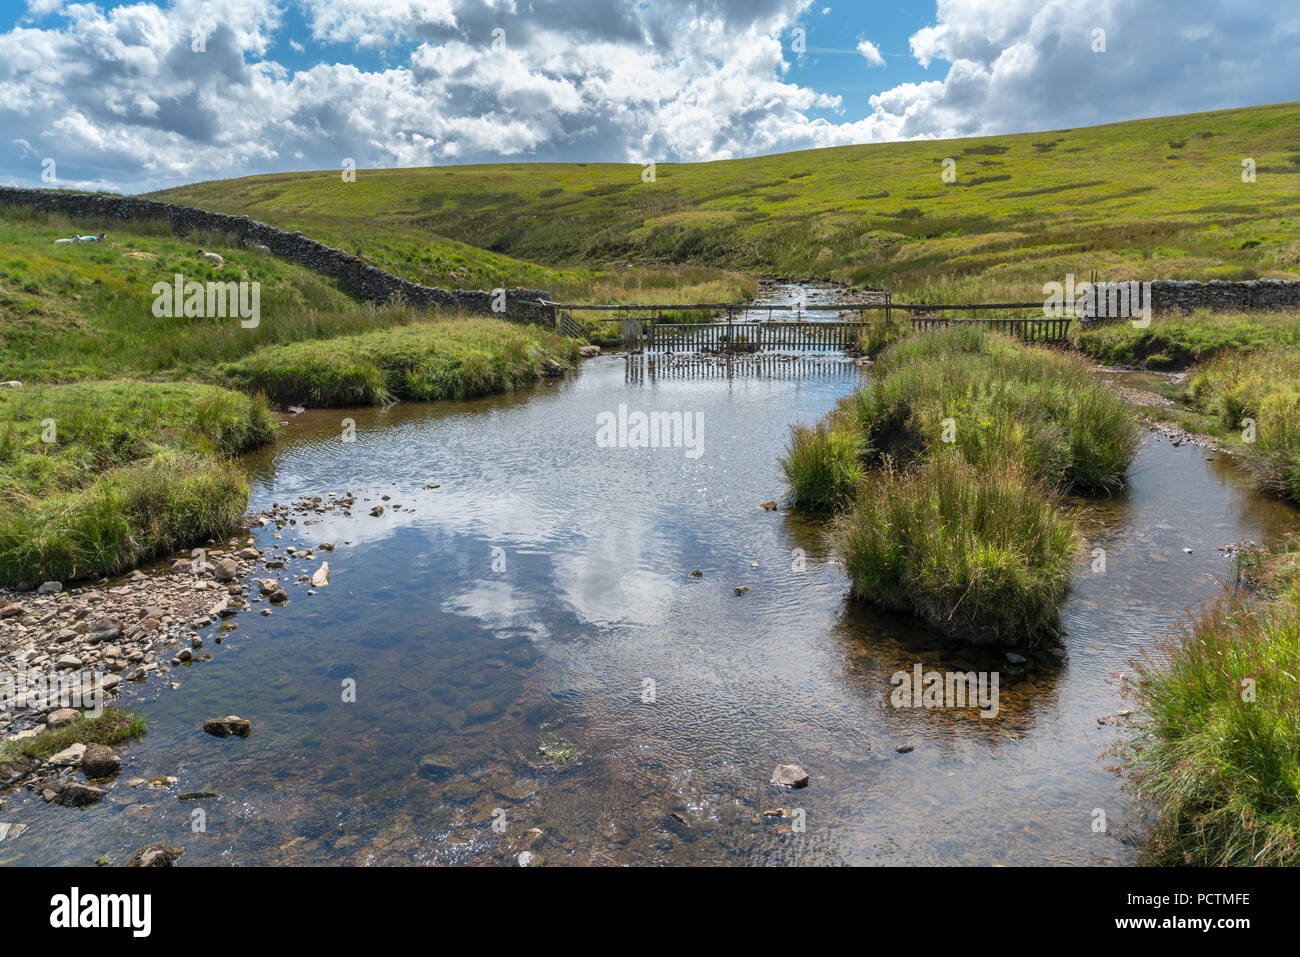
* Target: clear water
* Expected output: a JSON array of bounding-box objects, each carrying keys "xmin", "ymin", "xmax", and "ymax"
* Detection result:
[{"xmin": 3, "ymin": 358, "xmax": 1295, "ymax": 866}]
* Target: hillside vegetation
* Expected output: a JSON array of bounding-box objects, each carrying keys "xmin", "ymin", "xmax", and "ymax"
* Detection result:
[{"xmin": 152, "ymin": 102, "xmax": 1300, "ymax": 302}]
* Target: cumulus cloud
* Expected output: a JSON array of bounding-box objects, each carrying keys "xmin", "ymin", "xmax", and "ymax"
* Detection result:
[
  {"xmin": 0, "ymin": 0, "xmax": 1296, "ymax": 193},
  {"xmin": 856, "ymin": 39, "xmax": 884, "ymax": 67}
]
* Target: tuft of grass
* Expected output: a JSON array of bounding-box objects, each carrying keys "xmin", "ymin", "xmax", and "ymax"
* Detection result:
[
  {"xmin": 221, "ymin": 316, "xmax": 582, "ymax": 406},
  {"xmin": 0, "ymin": 381, "xmax": 273, "ymax": 586},
  {"xmin": 784, "ymin": 327, "xmax": 1138, "ymax": 643},
  {"xmin": 0, "ymin": 450, "xmax": 249, "ymax": 586},
  {"xmin": 856, "ymin": 310, "xmax": 912, "ymax": 358},
  {"xmin": 781, "ymin": 418, "xmax": 864, "ymax": 511},
  {"xmin": 0, "ymin": 707, "xmax": 147, "ymax": 762},
  {"xmin": 831, "ymin": 456, "xmax": 1078, "ymax": 644},
  {"xmin": 0, "ymin": 381, "xmax": 274, "ymax": 503},
  {"xmin": 855, "ymin": 326, "xmax": 1140, "ymax": 492}
]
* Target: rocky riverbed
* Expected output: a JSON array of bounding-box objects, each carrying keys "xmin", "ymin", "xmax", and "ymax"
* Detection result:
[{"xmin": 0, "ymin": 487, "xmax": 402, "ymax": 844}]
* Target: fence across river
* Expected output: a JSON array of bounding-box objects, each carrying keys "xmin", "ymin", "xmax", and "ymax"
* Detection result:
[{"xmin": 537, "ymin": 297, "xmax": 1074, "ymax": 352}]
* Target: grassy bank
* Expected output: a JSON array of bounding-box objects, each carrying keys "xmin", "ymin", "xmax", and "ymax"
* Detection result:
[
  {"xmin": 1089, "ymin": 327, "xmax": 1300, "ymax": 505},
  {"xmin": 1185, "ymin": 348, "xmax": 1300, "ymax": 502},
  {"xmin": 154, "ymin": 102, "xmax": 1300, "ymax": 300},
  {"xmin": 1077, "ymin": 310, "xmax": 1300, "ymax": 369},
  {"xmin": 1125, "ymin": 542, "xmax": 1300, "ymax": 865},
  {"xmin": 222, "ymin": 316, "xmax": 582, "ymax": 406},
  {"xmin": 0, "ymin": 382, "xmax": 273, "ymax": 585},
  {"xmin": 784, "ymin": 327, "xmax": 1138, "ymax": 643}
]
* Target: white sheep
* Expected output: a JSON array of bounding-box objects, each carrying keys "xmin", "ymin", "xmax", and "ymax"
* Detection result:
[
  {"xmin": 196, "ymin": 248, "xmax": 225, "ymax": 267},
  {"xmin": 54, "ymin": 238, "xmax": 75, "ymax": 245},
  {"xmin": 76, "ymin": 233, "xmax": 105, "ymax": 242}
]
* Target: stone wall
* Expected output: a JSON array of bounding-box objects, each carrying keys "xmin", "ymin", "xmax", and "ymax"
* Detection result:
[
  {"xmin": 0, "ymin": 187, "xmax": 555, "ymax": 323},
  {"xmin": 1146, "ymin": 279, "xmax": 1300, "ymax": 313}
]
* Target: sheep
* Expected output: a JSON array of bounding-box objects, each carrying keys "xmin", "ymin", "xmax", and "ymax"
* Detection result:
[
  {"xmin": 75, "ymin": 233, "xmax": 105, "ymax": 242},
  {"xmin": 54, "ymin": 238, "xmax": 75, "ymax": 245},
  {"xmin": 196, "ymin": 248, "xmax": 225, "ymax": 267}
]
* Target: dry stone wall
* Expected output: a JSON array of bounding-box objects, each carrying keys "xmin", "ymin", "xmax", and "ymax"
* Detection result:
[
  {"xmin": 1145, "ymin": 279, "xmax": 1300, "ymax": 313},
  {"xmin": 0, "ymin": 187, "xmax": 555, "ymax": 323}
]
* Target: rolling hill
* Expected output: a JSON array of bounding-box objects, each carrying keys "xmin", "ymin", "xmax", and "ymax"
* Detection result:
[{"xmin": 150, "ymin": 102, "xmax": 1300, "ymax": 302}]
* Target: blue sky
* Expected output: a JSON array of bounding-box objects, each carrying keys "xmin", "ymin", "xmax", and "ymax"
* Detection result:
[{"xmin": 2, "ymin": 0, "xmax": 1297, "ymax": 193}]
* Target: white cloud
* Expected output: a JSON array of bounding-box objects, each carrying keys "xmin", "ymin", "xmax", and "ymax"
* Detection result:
[
  {"xmin": 857, "ymin": 38, "xmax": 884, "ymax": 67},
  {"xmin": 0, "ymin": 0, "xmax": 1297, "ymax": 193}
]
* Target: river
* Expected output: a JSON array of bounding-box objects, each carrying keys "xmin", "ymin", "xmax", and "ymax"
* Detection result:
[{"xmin": 2, "ymin": 340, "xmax": 1296, "ymax": 866}]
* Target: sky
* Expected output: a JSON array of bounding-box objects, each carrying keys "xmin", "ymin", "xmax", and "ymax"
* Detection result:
[{"xmin": 1, "ymin": 0, "xmax": 1297, "ymax": 194}]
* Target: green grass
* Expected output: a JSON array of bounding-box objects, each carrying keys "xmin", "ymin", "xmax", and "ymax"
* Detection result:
[
  {"xmin": 856, "ymin": 310, "xmax": 912, "ymax": 358},
  {"xmin": 1077, "ymin": 310, "xmax": 1300, "ymax": 368},
  {"xmin": 781, "ymin": 417, "xmax": 864, "ymax": 511},
  {"xmin": 1124, "ymin": 543, "xmax": 1300, "ymax": 865},
  {"xmin": 0, "ymin": 450, "xmax": 250, "ymax": 586},
  {"xmin": 0, "ymin": 209, "xmax": 376, "ymax": 382},
  {"xmin": 0, "ymin": 381, "xmax": 274, "ymax": 502},
  {"xmin": 152, "ymin": 102, "xmax": 1300, "ymax": 301},
  {"xmin": 1186, "ymin": 348, "xmax": 1300, "ymax": 501},
  {"xmin": 222, "ymin": 316, "xmax": 582, "ymax": 406},
  {"xmin": 783, "ymin": 327, "xmax": 1139, "ymax": 642},
  {"xmin": 838, "ymin": 326, "xmax": 1140, "ymax": 493},
  {"xmin": 831, "ymin": 456, "xmax": 1078, "ymax": 644},
  {"xmin": 0, "ymin": 707, "xmax": 146, "ymax": 762},
  {"xmin": 0, "ymin": 381, "xmax": 273, "ymax": 585}
]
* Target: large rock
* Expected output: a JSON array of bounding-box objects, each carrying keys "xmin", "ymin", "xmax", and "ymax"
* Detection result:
[
  {"xmin": 212, "ymin": 557, "xmax": 239, "ymax": 582},
  {"xmin": 0, "ymin": 755, "xmax": 38, "ymax": 789},
  {"xmin": 89, "ymin": 618, "xmax": 124, "ymax": 643},
  {"xmin": 770, "ymin": 763, "xmax": 809, "ymax": 789},
  {"xmin": 202, "ymin": 715, "xmax": 251, "ymax": 738},
  {"xmin": 0, "ymin": 603, "xmax": 27, "ymax": 619},
  {"xmin": 47, "ymin": 780, "xmax": 106, "ymax": 807},
  {"xmin": 126, "ymin": 843, "xmax": 183, "ymax": 867},
  {"xmin": 81, "ymin": 744, "xmax": 121, "ymax": 779},
  {"xmin": 48, "ymin": 742, "xmax": 86, "ymax": 766},
  {"xmin": 310, "ymin": 562, "xmax": 330, "ymax": 587},
  {"xmin": 46, "ymin": 707, "xmax": 79, "ymax": 728},
  {"xmin": 37, "ymin": 581, "xmax": 63, "ymax": 595}
]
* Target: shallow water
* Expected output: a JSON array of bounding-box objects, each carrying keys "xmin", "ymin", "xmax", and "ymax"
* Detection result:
[{"xmin": 3, "ymin": 356, "xmax": 1296, "ymax": 866}]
